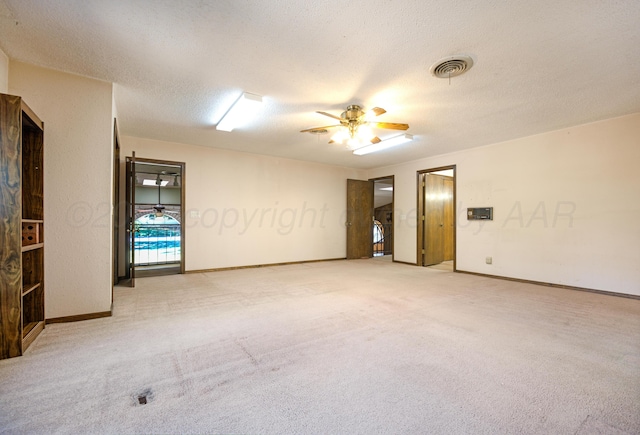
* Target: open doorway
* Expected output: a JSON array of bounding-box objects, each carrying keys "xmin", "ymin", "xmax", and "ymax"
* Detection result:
[
  {"xmin": 417, "ymin": 166, "xmax": 455, "ymax": 271},
  {"xmin": 372, "ymin": 176, "xmax": 394, "ymax": 260},
  {"xmin": 123, "ymin": 156, "xmax": 185, "ymax": 283}
]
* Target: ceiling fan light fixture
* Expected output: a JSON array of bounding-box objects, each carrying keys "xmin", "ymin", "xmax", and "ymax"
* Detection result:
[
  {"xmin": 357, "ymin": 124, "xmax": 375, "ymax": 141},
  {"xmin": 331, "ymin": 129, "xmax": 350, "ymax": 144},
  {"xmin": 303, "ymin": 104, "xmax": 410, "ymax": 150},
  {"xmin": 353, "ymin": 133, "xmax": 414, "ymax": 155},
  {"xmin": 367, "ymin": 107, "xmax": 387, "ymax": 117},
  {"xmin": 216, "ymin": 92, "xmax": 263, "ymax": 132}
]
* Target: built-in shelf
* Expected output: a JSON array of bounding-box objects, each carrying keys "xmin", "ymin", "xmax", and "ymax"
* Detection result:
[
  {"xmin": 22, "ymin": 321, "xmax": 45, "ymax": 349},
  {"xmin": 22, "ymin": 243, "xmax": 44, "ymax": 252},
  {"xmin": 0, "ymin": 93, "xmax": 45, "ymax": 359},
  {"xmin": 22, "ymin": 219, "xmax": 43, "ymax": 248},
  {"xmin": 22, "ymin": 282, "xmax": 41, "ymax": 297},
  {"xmin": 23, "ymin": 321, "xmax": 38, "ymax": 338}
]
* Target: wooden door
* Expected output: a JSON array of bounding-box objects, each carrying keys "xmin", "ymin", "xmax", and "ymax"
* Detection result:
[
  {"xmin": 423, "ymin": 173, "xmax": 445, "ymax": 265},
  {"xmin": 346, "ymin": 179, "xmax": 373, "ymax": 259},
  {"xmin": 443, "ymin": 177, "xmax": 454, "ymax": 261}
]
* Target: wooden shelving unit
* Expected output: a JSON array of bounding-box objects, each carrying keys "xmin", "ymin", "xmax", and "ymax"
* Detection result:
[{"xmin": 0, "ymin": 93, "xmax": 45, "ymax": 359}]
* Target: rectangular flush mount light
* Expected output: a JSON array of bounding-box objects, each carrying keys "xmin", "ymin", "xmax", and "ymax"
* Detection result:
[
  {"xmin": 353, "ymin": 133, "xmax": 414, "ymax": 155},
  {"xmin": 216, "ymin": 92, "xmax": 263, "ymax": 132}
]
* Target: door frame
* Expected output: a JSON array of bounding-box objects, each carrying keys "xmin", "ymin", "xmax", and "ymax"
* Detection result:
[
  {"xmin": 417, "ymin": 165, "xmax": 456, "ymax": 269},
  {"xmin": 123, "ymin": 155, "xmax": 186, "ymax": 282},
  {"xmin": 112, "ymin": 119, "xmax": 120, "ymax": 295},
  {"xmin": 371, "ymin": 175, "xmax": 394, "ymax": 261},
  {"xmin": 125, "ymin": 152, "xmax": 136, "ymax": 286}
]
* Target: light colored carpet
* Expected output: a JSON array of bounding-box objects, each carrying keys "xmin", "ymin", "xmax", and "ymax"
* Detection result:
[{"xmin": 1, "ymin": 259, "xmax": 639, "ymax": 434}]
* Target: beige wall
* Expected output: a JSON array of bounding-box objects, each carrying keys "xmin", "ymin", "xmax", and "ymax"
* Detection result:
[
  {"xmin": 9, "ymin": 61, "xmax": 114, "ymax": 319},
  {"xmin": 368, "ymin": 113, "xmax": 640, "ymax": 296},
  {"xmin": 6, "ymin": 53, "xmax": 637, "ymax": 312},
  {"xmin": 0, "ymin": 48, "xmax": 8, "ymax": 93},
  {"xmin": 121, "ymin": 137, "xmax": 365, "ymax": 271}
]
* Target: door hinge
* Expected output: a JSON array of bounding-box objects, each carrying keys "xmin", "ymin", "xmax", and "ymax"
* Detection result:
[
  {"xmin": 421, "ymin": 249, "xmax": 425, "ymax": 254},
  {"xmin": 421, "ymin": 215, "xmax": 425, "ymax": 221}
]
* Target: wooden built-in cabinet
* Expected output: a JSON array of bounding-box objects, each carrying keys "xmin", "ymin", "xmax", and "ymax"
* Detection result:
[{"xmin": 0, "ymin": 93, "xmax": 45, "ymax": 359}]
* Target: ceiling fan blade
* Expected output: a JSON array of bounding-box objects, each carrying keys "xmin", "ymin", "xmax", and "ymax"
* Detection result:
[
  {"xmin": 300, "ymin": 125, "xmax": 341, "ymax": 133},
  {"xmin": 370, "ymin": 107, "xmax": 387, "ymax": 116},
  {"xmin": 372, "ymin": 122, "xmax": 410, "ymax": 130},
  {"xmin": 316, "ymin": 111, "xmax": 344, "ymax": 121}
]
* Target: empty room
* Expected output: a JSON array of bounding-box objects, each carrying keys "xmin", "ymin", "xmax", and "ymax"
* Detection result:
[{"xmin": 1, "ymin": 1, "xmax": 639, "ymax": 434}]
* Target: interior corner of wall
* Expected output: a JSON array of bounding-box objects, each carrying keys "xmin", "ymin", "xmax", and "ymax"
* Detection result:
[{"xmin": 0, "ymin": 48, "xmax": 9, "ymax": 94}]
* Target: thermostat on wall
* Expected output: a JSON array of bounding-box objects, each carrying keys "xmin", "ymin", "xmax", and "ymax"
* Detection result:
[{"xmin": 467, "ymin": 207, "xmax": 493, "ymax": 220}]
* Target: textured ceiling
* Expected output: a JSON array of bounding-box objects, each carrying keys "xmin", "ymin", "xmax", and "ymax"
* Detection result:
[{"xmin": 1, "ymin": 0, "xmax": 639, "ymax": 169}]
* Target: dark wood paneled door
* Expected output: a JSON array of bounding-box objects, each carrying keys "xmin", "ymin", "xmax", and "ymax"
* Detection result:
[
  {"xmin": 125, "ymin": 152, "xmax": 136, "ymax": 287},
  {"xmin": 346, "ymin": 179, "xmax": 373, "ymax": 259},
  {"xmin": 112, "ymin": 120, "xmax": 120, "ymax": 291}
]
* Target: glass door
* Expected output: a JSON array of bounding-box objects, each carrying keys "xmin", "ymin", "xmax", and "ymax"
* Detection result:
[{"xmin": 126, "ymin": 157, "xmax": 185, "ymax": 280}]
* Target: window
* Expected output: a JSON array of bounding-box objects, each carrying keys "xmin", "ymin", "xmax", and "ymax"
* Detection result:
[{"xmin": 134, "ymin": 213, "xmax": 181, "ymax": 265}]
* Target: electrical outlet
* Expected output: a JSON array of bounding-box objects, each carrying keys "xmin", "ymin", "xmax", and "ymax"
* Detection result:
[{"xmin": 485, "ymin": 256, "xmax": 492, "ymax": 264}]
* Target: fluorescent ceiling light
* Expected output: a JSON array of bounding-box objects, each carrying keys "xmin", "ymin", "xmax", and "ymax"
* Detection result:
[
  {"xmin": 216, "ymin": 92, "xmax": 263, "ymax": 132},
  {"xmin": 353, "ymin": 133, "xmax": 414, "ymax": 155},
  {"xmin": 143, "ymin": 179, "xmax": 169, "ymax": 186}
]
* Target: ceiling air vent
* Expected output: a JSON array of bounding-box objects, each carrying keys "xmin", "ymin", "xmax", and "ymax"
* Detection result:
[{"xmin": 430, "ymin": 55, "xmax": 474, "ymax": 79}]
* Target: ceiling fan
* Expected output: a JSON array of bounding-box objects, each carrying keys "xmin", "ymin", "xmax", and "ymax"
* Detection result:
[
  {"xmin": 300, "ymin": 104, "xmax": 409, "ymax": 148},
  {"xmin": 136, "ymin": 173, "xmax": 180, "ymax": 217}
]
